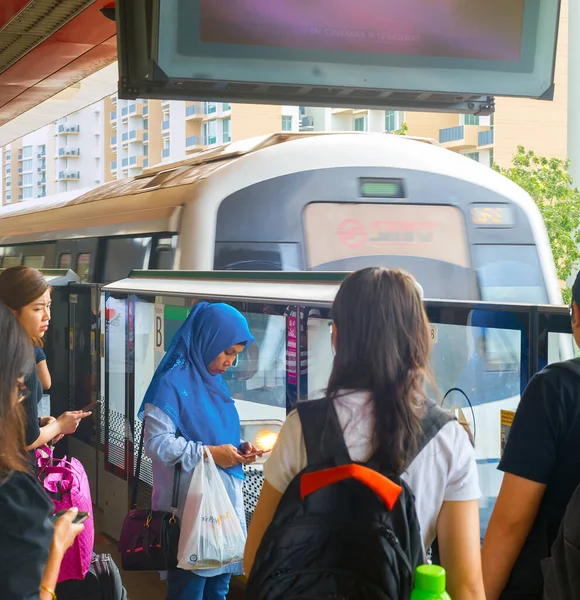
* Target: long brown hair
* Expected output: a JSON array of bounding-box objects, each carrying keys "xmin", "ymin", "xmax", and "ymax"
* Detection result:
[
  {"xmin": 0, "ymin": 303, "xmax": 34, "ymax": 475},
  {"xmin": 0, "ymin": 266, "xmax": 50, "ymax": 346},
  {"xmin": 327, "ymin": 268, "xmax": 432, "ymax": 474}
]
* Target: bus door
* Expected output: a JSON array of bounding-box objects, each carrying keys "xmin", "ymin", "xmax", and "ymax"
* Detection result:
[{"xmin": 67, "ymin": 281, "xmax": 103, "ymax": 504}]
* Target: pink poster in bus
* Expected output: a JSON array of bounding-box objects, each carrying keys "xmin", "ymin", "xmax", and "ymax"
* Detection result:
[
  {"xmin": 287, "ymin": 311, "xmax": 297, "ymax": 386},
  {"xmin": 200, "ymin": 0, "xmax": 524, "ymax": 61}
]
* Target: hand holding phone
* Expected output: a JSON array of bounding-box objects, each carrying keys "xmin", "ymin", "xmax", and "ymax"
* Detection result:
[
  {"xmin": 240, "ymin": 448, "xmax": 271, "ymax": 459},
  {"xmin": 51, "ymin": 509, "xmax": 90, "ymax": 524},
  {"xmin": 80, "ymin": 400, "xmax": 100, "ymax": 412}
]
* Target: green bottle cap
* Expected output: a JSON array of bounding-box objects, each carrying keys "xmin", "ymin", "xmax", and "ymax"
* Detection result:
[{"xmin": 415, "ymin": 564, "xmax": 446, "ymax": 593}]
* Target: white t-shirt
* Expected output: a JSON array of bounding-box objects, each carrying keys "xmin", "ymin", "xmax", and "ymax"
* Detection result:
[{"xmin": 263, "ymin": 391, "xmax": 481, "ymax": 551}]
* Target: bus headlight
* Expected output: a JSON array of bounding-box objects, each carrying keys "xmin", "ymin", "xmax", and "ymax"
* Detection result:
[{"xmin": 240, "ymin": 420, "xmax": 283, "ymax": 464}]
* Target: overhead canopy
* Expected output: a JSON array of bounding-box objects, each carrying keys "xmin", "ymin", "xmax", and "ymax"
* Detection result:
[{"xmin": 0, "ymin": 0, "xmax": 117, "ymax": 144}]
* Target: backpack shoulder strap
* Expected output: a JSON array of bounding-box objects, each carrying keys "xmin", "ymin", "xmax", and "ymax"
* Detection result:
[
  {"xmin": 297, "ymin": 399, "xmax": 351, "ymax": 467},
  {"xmin": 410, "ymin": 400, "xmax": 456, "ymax": 465}
]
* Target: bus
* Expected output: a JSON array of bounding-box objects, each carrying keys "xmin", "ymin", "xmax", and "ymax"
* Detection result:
[{"xmin": 0, "ymin": 131, "xmax": 561, "ymax": 305}]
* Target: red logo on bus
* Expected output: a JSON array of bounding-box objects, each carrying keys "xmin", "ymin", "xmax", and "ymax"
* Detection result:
[{"xmin": 337, "ymin": 219, "xmax": 367, "ymax": 248}]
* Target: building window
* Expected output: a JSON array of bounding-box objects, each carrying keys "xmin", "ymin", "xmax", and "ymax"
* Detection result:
[
  {"xmin": 203, "ymin": 121, "xmax": 218, "ymax": 145},
  {"xmin": 223, "ymin": 103, "xmax": 231, "ymax": 111},
  {"xmin": 22, "ymin": 160, "xmax": 33, "ymax": 172},
  {"xmin": 22, "ymin": 187, "xmax": 33, "ymax": 199},
  {"xmin": 222, "ymin": 117, "xmax": 231, "ymax": 142},
  {"xmin": 143, "ymin": 118, "xmax": 149, "ymax": 130},
  {"xmin": 354, "ymin": 116, "xmax": 367, "ymax": 132},
  {"xmin": 282, "ymin": 115, "xmax": 293, "ymax": 131},
  {"xmin": 22, "ymin": 146, "xmax": 33, "ymax": 159},
  {"xmin": 385, "ymin": 111, "xmax": 401, "ymax": 132},
  {"xmin": 22, "ymin": 173, "xmax": 33, "ymax": 185},
  {"xmin": 462, "ymin": 114, "xmax": 480, "ymax": 126},
  {"xmin": 466, "ymin": 152, "xmax": 480, "ymax": 162}
]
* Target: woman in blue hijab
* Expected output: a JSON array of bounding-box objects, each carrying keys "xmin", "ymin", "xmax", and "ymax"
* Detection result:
[{"xmin": 139, "ymin": 301, "xmax": 260, "ymax": 600}]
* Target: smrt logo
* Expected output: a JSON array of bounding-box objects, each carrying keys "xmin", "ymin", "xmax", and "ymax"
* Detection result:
[{"xmin": 336, "ymin": 219, "xmax": 367, "ymax": 248}]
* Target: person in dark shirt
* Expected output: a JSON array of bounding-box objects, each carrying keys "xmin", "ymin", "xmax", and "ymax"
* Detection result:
[
  {"xmin": 0, "ymin": 303, "xmax": 84, "ymax": 600},
  {"xmin": 0, "ymin": 267, "xmax": 90, "ymax": 455},
  {"xmin": 482, "ymin": 271, "xmax": 580, "ymax": 600}
]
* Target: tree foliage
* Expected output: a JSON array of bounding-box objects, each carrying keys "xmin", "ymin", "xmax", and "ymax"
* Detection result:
[
  {"xmin": 393, "ymin": 122, "xmax": 408, "ymax": 136},
  {"xmin": 493, "ymin": 146, "xmax": 580, "ymax": 302}
]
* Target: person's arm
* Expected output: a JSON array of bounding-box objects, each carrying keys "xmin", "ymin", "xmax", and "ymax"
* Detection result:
[
  {"xmin": 481, "ymin": 373, "xmax": 560, "ymax": 600},
  {"xmin": 40, "ymin": 508, "xmax": 85, "ymax": 600},
  {"xmin": 437, "ymin": 500, "xmax": 485, "ymax": 600},
  {"xmin": 244, "ymin": 481, "xmax": 283, "ymax": 575},
  {"xmin": 37, "ymin": 359, "xmax": 51, "ymax": 390},
  {"xmin": 481, "ymin": 474, "xmax": 546, "ymax": 600},
  {"xmin": 26, "ymin": 411, "xmax": 92, "ymax": 451},
  {"xmin": 143, "ymin": 404, "xmax": 245, "ymax": 470},
  {"xmin": 243, "ymin": 410, "xmax": 305, "ymax": 575}
]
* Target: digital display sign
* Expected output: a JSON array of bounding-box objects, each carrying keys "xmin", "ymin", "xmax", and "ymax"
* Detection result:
[
  {"xmin": 199, "ymin": 0, "xmax": 524, "ymax": 62},
  {"xmin": 359, "ymin": 179, "xmax": 405, "ymax": 198},
  {"xmin": 470, "ymin": 205, "xmax": 515, "ymax": 228},
  {"xmin": 116, "ymin": 0, "xmax": 561, "ymax": 108}
]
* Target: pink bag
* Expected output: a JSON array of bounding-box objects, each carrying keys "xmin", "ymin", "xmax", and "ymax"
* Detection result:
[{"xmin": 36, "ymin": 446, "xmax": 95, "ymax": 582}]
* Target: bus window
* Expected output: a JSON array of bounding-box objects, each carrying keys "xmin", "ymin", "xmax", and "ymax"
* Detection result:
[
  {"xmin": 77, "ymin": 253, "xmax": 91, "ymax": 282},
  {"xmin": 153, "ymin": 237, "xmax": 177, "ymax": 270},
  {"xmin": 58, "ymin": 253, "xmax": 72, "ymax": 269},
  {"xmin": 103, "ymin": 237, "xmax": 152, "ymax": 283},
  {"xmin": 213, "ymin": 242, "xmax": 301, "ymax": 271},
  {"xmin": 23, "ymin": 255, "xmax": 45, "ymax": 268},
  {"xmin": 473, "ymin": 245, "xmax": 548, "ymax": 304},
  {"xmin": 2, "ymin": 256, "xmax": 21, "ymax": 267}
]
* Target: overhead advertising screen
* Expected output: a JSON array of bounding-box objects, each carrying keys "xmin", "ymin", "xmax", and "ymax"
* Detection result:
[{"xmin": 116, "ymin": 0, "xmax": 560, "ymax": 111}]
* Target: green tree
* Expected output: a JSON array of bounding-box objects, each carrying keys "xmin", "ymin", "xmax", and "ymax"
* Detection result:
[
  {"xmin": 493, "ymin": 146, "xmax": 580, "ymax": 303},
  {"xmin": 393, "ymin": 122, "xmax": 408, "ymax": 136}
]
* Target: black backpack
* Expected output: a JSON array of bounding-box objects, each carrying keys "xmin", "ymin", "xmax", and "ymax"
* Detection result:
[
  {"xmin": 541, "ymin": 359, "xmax": 580, "ymax": 600},
  {"xmin": 56, "ymin": 553, "xmax": 127, "ymax": 600},
  {"xmin": 246, "ymin": 398, "xmax": 454, "ymax": 600}
]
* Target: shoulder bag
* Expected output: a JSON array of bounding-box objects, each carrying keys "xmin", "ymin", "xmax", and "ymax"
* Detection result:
[{"xmin": 118, "ymin": 418, "xmax": 182, "ymax": 571}]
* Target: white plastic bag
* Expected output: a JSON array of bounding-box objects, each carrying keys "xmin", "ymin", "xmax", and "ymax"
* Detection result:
[{"xmin": 177, "ymin": 448, "xmax": 245, "ymax": 571}]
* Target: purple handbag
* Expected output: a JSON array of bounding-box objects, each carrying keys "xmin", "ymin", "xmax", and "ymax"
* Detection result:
[{"xmin": 118, "ymin": 419, "xmax": 182, "ymax": 571}]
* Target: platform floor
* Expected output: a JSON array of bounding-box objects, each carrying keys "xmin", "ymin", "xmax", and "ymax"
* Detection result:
[{"xmin": 93, "ymin": 508, "xmax": 245, "ymax": 599}]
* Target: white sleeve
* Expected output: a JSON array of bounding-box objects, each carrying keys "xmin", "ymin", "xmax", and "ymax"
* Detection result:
[
  {"xmin": 263, "ymin": 410, "xmax": 308, "ymax": 494},
  {"xmin": 443, "ymin": 421, "xmax": 481, "ymax": 502}
]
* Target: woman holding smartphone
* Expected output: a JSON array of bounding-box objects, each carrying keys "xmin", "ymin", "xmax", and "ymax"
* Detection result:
[
  {"xmin": 0, "ymin": 302, "xmax": 85, "ymax": 600},
  {"xmin": 0, "ymin": 267, "xmax": 91, "ymax": 457}
]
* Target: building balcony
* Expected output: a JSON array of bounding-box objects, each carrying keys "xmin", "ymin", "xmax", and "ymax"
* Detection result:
[
  {"xmin": 143, "ymin": 132, "xmax": 149, "ymax": 142},
  {"xmin": 37, "ymin": 180, "xmax": 46, "ymax": 186},
  {"xmin": 128, "ymin": 102, "xmax": 146, "ymax": 117},
  {"xmin": 18, "ymin": 167, "xmax": 22, "ymax": 173},
  {"xmin": 18, "ymin": 182, "xmax": 23, "ymax": 187},
  {"xmin": 300, "ymin": 116, "xmax": 314, "ymax": 131},
  {"xmin": 331, "ymin": 108, "xmax": 354, "ymax": 115},
  {"xmin": 110, "ymin": 135, "xmax": 117, "ymax": 146},
  {"xmin": 128, "ymin": 129, "xmax": 145, "ymax": 143},
  {"xmin": 58, "ymin": 171, "xmax": 80, "ymax": 181},
  {"xmin": 121, "ymin": 106, "xmax": 129, "ymax": 118},
  {"xmin": 5, "ymin": 167, "xmax": 10, "ymax": 174},
  {"xmin": 185, "ymin": 135, "xmax": 203, "ymax": 151},
  {"xmin": 110, "ymin": 111, "xmax": 117, "ymax": 121},
  {"xmin": 37, "ymin": 164, "xmax": 46, "ymax": 173},
  {"xmin": 162, "ymin": 120, "xmax": 170, "ymax": 131},
  {"xmin": 439, "ymin": 125, "xmax": 485, "ymax": 150},
  {"xmin": 18, "ymin": 154, "xmax": 23, "ymax": 160},
  {"xmin": 129, "ymin": 155, "xmax": 145, "ymax": 168},
  {"xmin": 121, "ymin": 157, "xmax": 129, "ymax": 167},
  {"xmin": 37, "ymin": 150, "xmax": 46, "ymax": 158},
  {"xmin": 58, "ymin": 147, "xmax": 80, "ymax": 158},
  {"xmin": 162, "ymin": 148, "xmax": 170, "ymax": 159},
  {"xmin": 143, "ymin": 106, "xmax": 149, "ymax": 116},
  {"xmin": 478, "ymin": 128, "xmax": 494, "ymax": 148},
  {"xmin": 185, "ymin": 103, "xmax": 206, "ymax": 119},
  {"xmin": 203, "ymin": 136, "xmax": 217, "ymax": 146},
  {"xmin": 111, "ymin": 161, "xmax": 117, "ymax": 171},
  {"xmin": 57, "ymin": 124, "xmax": 80, "ymax": 135}
]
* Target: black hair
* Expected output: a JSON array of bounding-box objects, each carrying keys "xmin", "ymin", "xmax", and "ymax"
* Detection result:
[
  {"xmin": 0, "ymin": 303, "xmax": 34, "ymax": 475},
  {"xmin": 326, "ymin": 267, "xmax": 432, "ymax": 474}
]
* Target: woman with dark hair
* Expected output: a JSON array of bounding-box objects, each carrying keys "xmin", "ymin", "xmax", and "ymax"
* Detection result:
[
  {"xmin": 0, "ymin": 266, "xmax": 90, "ymax": 453},
  {"xmin": 0, "ymin": 303, "xmax": 84, "ymax": 600},
  {"xmin": 244, "ymin": 267, "xmax": 485, "ymax": 599}
]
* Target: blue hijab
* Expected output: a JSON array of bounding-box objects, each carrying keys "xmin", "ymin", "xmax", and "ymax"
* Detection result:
[{"xmin": 138, "ymin": 302, "xmax": 254, "ymax": 480}]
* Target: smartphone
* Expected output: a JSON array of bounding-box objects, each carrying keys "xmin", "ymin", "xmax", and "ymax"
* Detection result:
[
  {"xmin": 242, "ymin": 449, "xmax": 272, "ymax": 459},
  {"xmin": 51, "ymin": 510, "xmax": 90, "ymax": 524},
  {"xmin": 80, "ymin": 400, "xmax": 100, "ymax": 412}
]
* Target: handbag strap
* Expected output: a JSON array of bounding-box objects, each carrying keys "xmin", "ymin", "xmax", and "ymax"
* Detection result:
[{"xmin": 131, "ymin": 417, "xmax": 182, "ymax": 510}]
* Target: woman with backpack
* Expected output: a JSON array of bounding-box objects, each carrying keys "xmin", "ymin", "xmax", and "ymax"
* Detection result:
[
  {"xmin": 0, "ymin": 303, "xmax": 84, "ymax": 599},
  {"xmin": 244, "ymin": 267, "xmax": 485, "ymax": 599},
  {"xmin": 139, "ymin": 301, "xmax": 262, "ymax": 600},
  {"xmin": 0, "ymin": 266, "xmax": 91, "ymax": 459}
]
